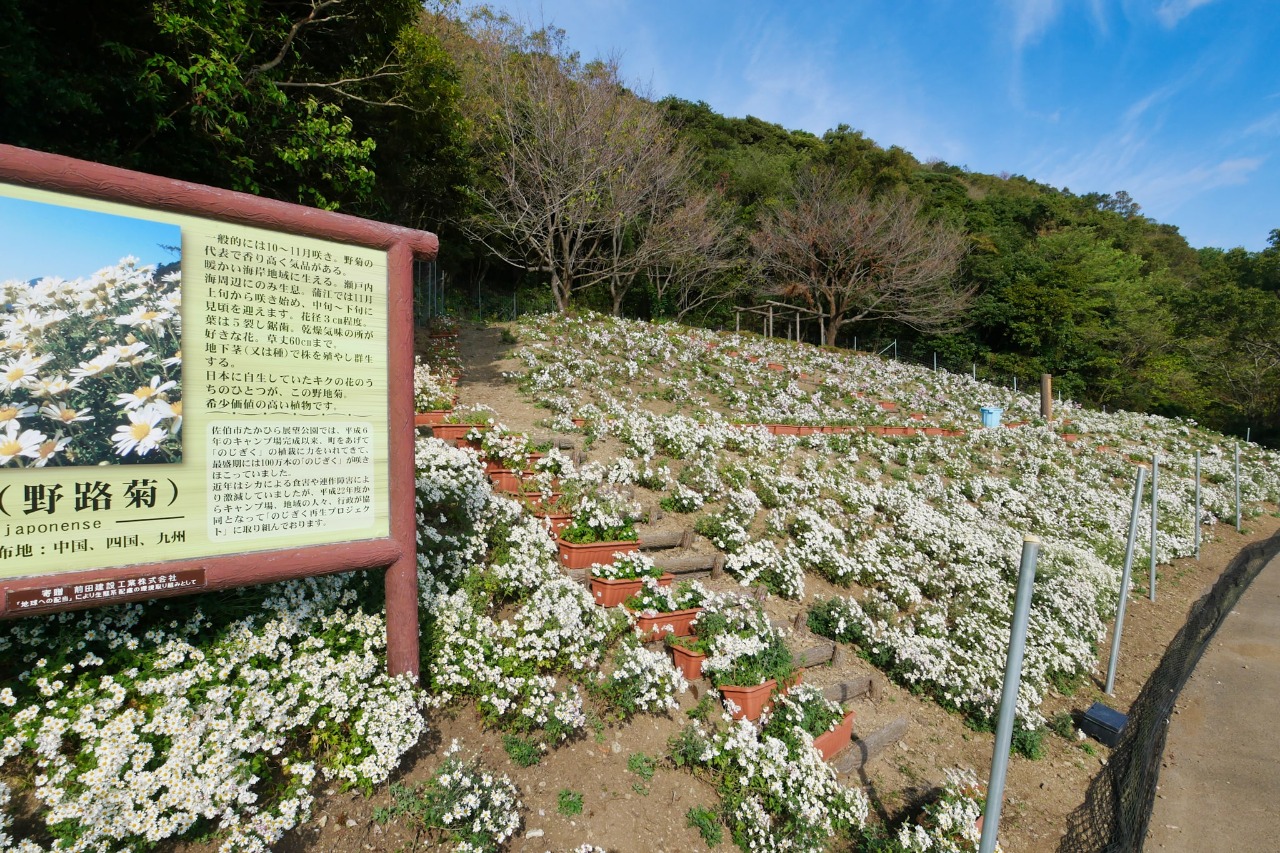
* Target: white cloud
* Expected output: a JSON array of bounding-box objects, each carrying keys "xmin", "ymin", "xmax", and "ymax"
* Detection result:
[
  {"xmin": 1155, "ymin": 0, "xmax": 1217, "ymax": 28},
  {"xmin": 1242, "ymin": 111, "xmax": 1280, "ymax": 138},
  {"xmin": 1007, "ymin": 0, "xmax": 1064, "ymax": 51}
]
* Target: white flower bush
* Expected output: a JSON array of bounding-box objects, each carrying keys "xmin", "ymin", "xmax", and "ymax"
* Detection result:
[
  {"xmin": 672, "ymin": 718, "xmax": 869, "ymax": 853},
  {"xmin": 0, "ymin": 575, "xmax": 423, "ymax": 852},
  {"xmin": 1, "ymin": 258, "xmax": 182, "ymax": 466},
  {"xmin": 378, "ymin": 739, "xmax": 521, "ymax": 853},
  {"xmin": 896, "ymin": 768, "xmax": 997, "ymax": 853},
  {"xmin": 598, "ymin": 640, "xmax": 688, "ymax": 715}
]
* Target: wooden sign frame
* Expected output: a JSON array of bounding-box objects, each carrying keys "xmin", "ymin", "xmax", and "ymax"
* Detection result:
[{"xmin": 0, "ymin": 144, "xmax": 431, "ymax": 677}]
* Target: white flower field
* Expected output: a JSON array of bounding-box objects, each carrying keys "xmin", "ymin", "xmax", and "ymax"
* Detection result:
[{"xmin": 1, "ymin": 310, "xmax": 1276, "ymax": 852}]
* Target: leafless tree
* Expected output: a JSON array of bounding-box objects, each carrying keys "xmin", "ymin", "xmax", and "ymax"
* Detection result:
[
  {"xmin": 460, "ymin": 24, "xmax": 695, "ymax": 313},
  {"xmin": 752, "ymin": 166, "xmax": 972, "ymax": 345},
  {"xmin": 645, "ymin": 191, "xmax": 746, "ymax": 320}
]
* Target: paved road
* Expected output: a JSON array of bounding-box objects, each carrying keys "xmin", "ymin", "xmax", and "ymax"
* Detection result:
[{"xmin": 1145, "ymin": 551, "xmax": 1280, "ymax": 851}]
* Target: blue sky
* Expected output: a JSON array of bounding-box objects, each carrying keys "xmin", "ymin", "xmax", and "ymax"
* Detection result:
[
  {"xmin": 487, "ymin": 0, "xmax": 1278, "ymax": 251},
  {"xmin": 0, "ymin": 195, "xmax": 181, "ymax": 283}
]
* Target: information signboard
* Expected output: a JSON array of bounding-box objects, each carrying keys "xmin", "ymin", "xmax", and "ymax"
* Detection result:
[{"xmin": 0, "ymin": 145, "xmax": 431, "ymax": 676}]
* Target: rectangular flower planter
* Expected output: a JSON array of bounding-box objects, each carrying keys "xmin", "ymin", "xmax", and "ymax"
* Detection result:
[
  {"xmin": 669, "ymin": 643, "xmax": 706, "ymax": 681},
  {"xmin": 414, "ymin": 410, "xmax": 450, "ymax": 427},
  {"xmin": 430, "ymin": 423, "xmax": 481, "ymax": 441},
  {"xmin": 589, "ymin": 572, "xmax": 674, "ymax": 608},
  {"xmin": 533, "ymin": 511, "xmax": 572, "ymax": 536},
  {"xmin": 556, "ymin": 538, "xmax": 640, "ymax": 570},
  {"xmin": 488, "ymin": 469, "xmax": 522, "ymax": 493},
  {"xmin": 813, "ymin": 710, "xmax": 856, "ymax": 760},
  {"xmin": 719, "ymin": 679, "xmax": 781, "ymax": 721},
  {"xmin": 633, "ymin": 606, "xmax": 702, "ymax": 642}
]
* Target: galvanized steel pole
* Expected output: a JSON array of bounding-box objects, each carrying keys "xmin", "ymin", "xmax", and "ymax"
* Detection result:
[
  {"xmin": 1149, "ymin": 455, "xmax": 1159, "ymax": 602},
  {"xmin": 979, "ymin": 536, "xmax": 1042, "ymax": 853},
  {"xmin": 1106, "ymin": 466, "xmax": 1146, "ymax": 695},
  {"xmin": 1235, "ymin": 443, "xmax": 1242, "ymax": 532},
  {"xmin": 1194, "ymin": 451, "xmax": 1201, "ymax": 560}
]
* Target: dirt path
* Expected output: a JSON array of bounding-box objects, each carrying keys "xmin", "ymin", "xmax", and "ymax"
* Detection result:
[{"xmin": 1144, "ymin": 549, "xmax": 1280, "ymax": 851}]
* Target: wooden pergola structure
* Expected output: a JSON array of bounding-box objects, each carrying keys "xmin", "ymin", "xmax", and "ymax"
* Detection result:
[{"xmin": 735, "ymin": 301, "xmax": 829, "ymax": 345}]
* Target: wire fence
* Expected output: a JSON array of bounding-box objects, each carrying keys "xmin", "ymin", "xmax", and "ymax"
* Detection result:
[{"xmin": 1056, "ymin": 530, "xmax": 1280, "ymax": 853}]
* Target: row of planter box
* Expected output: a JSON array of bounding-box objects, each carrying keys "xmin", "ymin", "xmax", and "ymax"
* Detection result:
[{"xmin": 734, "ymin": 423, "xmax": 969, "ymax": 438}]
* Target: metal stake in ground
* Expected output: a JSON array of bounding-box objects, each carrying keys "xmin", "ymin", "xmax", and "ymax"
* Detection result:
[
  {"xmin": 1106, "ymin": 466, "xmax": 1146, "ymax": 695},
  {"xmin": 1194, "ymin": 451, "xmax": 1201, "ymax": 560},
  {"xmin": 1235, "ymin": 443, "xmax": 1242, "ymax": 532},
  {"xmin": 1150, "ymin": 454, "xmax": 1159, "ymax": 602},
  {"xmin": 979, "ymin": 535, "xmax": 1042, "ymax": 853}
]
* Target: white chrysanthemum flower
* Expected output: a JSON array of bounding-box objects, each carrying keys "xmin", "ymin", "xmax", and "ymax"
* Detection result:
[
  {"xmin": 112, "ymin": 406, "xmax": 169, "ymax": 457},
  {"xmin": 0, "ymin": 420, "xmax": 45, "ymax": 464}
]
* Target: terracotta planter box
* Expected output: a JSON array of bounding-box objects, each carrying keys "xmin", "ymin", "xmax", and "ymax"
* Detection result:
[
  {"xmin": 813, "ymin": 710, "xmax": 856, "ymax": 760},
  {"xmin": 634, "ymin": 606, "xmax": 702, "ymax": 642},
  {"xmin": 719, "ymin": 679, "xmax": 782, "ymax": 721},
  {"xmin": 884, "ymin": 426, "xmax": 913, "ymax": 437},
  {"xmin": 589, "ymin": 572, "xmax": 674, "ymax": 608},
  {"xmin": 769, "ymin": 424, "xmax": 802, "ymax": 436},
  {"xmin": 414, "ymin": 410, "xmax": 450, "ymax": 427},
  {"xmin": 557, "ymin": 538, "xmax": 639, "ymax": 570},
  {"xmin": 571, "ymin": 417, "xmax": 587, "ymax": 428},
  {"xmin": 488, "ymin": 469, "xmax": 522, "ymax": 492},
  {"xmin": 924, "ymin": 427, "xmax": 947, "ymax": 436},
  {"xmin": 909, "ymin": 412, "xmax": 925, "ymax": 420},
  {"xmin": 1061, "ymin": 433, "xmax": 1079, "ymax": 443},
  {"xmin": 766, "ymin": 362, "xmax": 785, "ymax": 371},
  {"xmin": 670, "ymin": 643, "xmax": 706, "ymax": 681},
  {"xmin": 877, "ymin": 400, "xmax": 899, "ymax": 412},
  {"xmin": 533, "ymin": 511, "xmax": 572, "ymax": 536},
  {"xmin": 431, "ymin": 423, "xmax": 485, "ymax": 442}
]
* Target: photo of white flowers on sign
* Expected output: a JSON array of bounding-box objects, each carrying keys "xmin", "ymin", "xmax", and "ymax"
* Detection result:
[{"xmin": 1, "ymin": 194, "xmax": 182, "ymax": 467}]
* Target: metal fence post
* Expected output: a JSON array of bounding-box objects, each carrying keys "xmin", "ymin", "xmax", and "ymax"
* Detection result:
[
  {"xmin": 1106, "ymin": 466, "xmax": 1146, "ymax": 694},
  {"xmin": 1149, "ymin": 455, "xmax": 1159, "ymax": 602},
  {"xmin": 1235, "ymin": 443, "xmax": 1242, "ymax": 532},
  {"xmin": 979, "ymin": 536, "xmax": 1042, "ymax": 853},
  {"xmin": 1194, "ymin": 451, "xmax": 1201, "ymax": 560}
]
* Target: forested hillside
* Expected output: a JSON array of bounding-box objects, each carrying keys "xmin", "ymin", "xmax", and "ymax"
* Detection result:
[{"xmin": 3, "ymin": 0, "xmax": 1277, "ymax": 443}]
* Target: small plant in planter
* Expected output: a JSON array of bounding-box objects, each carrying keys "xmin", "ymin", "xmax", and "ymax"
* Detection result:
[
  {"xmin": 432, "ymin": 404, "xmax": 496, "ymax": 444},
  {"xmin": 589, "ymin": 552, "xmax": 672, "ymax": 607},
  {"xmin": 557, "ymin": 488, "xmax": 644, "ymax": 569},
  {"xmin": 760, "ymin": 684, "xmax": 854, "ymax": 760},
  {"xmin": 441, "ymin": 403, "xmax": 496, "ymax": 426},
  {"xmin": 479, "ymin": 425, "xmax": 538, "ymax": 472},
  {"xmin": 626, "ymin": 578, "xmax": 707, "ymax": 641},
  {"xmin": 697, "ymin": 596, "xmax": 795, "ymax": 720}
]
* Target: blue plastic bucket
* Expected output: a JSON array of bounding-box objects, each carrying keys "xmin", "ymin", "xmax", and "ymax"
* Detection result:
[{"xmin": 980, "ymin": 406, "xmax": 1003, "ymax": 428}]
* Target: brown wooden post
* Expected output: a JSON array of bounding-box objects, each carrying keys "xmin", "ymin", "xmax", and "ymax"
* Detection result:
[
  {"xmin": 385, "ymin": 241, "xmax": 420, "ymax": 679},
  {"xmin": 1040, "ymin": 374, "xmax": 1053, "ymax": 419}
]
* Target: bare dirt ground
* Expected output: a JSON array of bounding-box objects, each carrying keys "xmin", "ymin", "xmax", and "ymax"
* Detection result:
[{"xmin": 258, "ymin": 324, "xmax": 1279, "ymax": 853}]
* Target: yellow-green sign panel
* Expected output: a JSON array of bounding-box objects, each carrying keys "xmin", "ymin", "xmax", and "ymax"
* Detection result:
[{"xmin": 0, "ymin": 184, "xmax": 390, "ymax": 580}]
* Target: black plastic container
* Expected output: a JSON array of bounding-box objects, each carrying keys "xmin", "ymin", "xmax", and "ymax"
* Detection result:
[{"xmin": 1080, "ymin": 701, "xmax": 1127, "ymax": 747}]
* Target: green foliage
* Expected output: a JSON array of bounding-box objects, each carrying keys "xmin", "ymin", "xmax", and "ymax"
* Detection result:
[
  {"xmin": 501, "ymin": 733, "xmax": 542, "ymax": 767},
  {"xmin": 1011, "ymin": 725, "xmax": 1047, "ymax": 760},
  {"xmin": 667, "ymin": 725, "xmax": 710, "ymax": 769},
  {"xmin": 627, "ymin": 751, "xmax": 657, "ymax": 794},
  {"xmin": 1049, "ymin": 710, "xmax": 1076, "ymax": 739},
  {"xmin": 556, "ymin": 788, "xmax": 584, "ymax": 816},
  {"xmin": 686, "ymin": 805, "xmax": 724, "ymax": 847}
]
